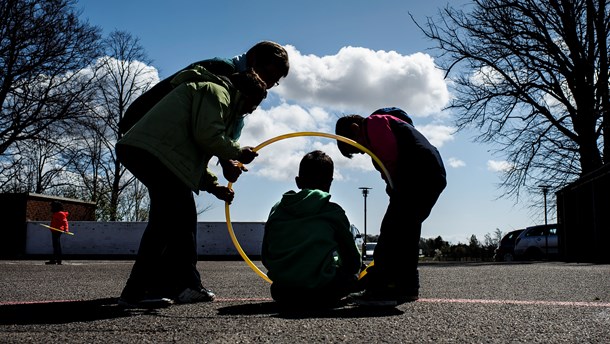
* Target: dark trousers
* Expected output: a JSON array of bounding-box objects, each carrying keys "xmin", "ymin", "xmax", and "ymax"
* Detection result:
[
  {"xmin": 117, "ymin": 145, "xmax": 201, "ymax": 296},
  {"xmin": 51, "ymin": 231, "xmax": 62, "ymax": 262},
  {"xmin": 270, "ymin": 268, "xmax": 359, "ymax": 307},
  {"xmin": 368, "ymin": 180, "xmax": 446, "ymax": 293}
]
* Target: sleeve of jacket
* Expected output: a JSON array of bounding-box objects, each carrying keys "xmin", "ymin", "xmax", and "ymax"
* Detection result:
[
  {"xmin": 366, "ymin": 115, "xmax": 399, "ymax": 183},
  {"xmin": 331, "ymin": 204, "xmax": 362, "ymax": 274},
  {"xmin": 261, "ymin": 202, "xmax": 281, "ymax": 269},
  {"xmin": 190, "ymin": 83, "xmax": 242, "ymax": 160},
  {"xmin": 199, "ymin": 168, "xmax": 219, "ymax": 192}
]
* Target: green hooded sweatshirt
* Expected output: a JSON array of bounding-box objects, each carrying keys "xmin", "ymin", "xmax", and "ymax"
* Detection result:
[
  {"xmin": 262, "ymin": 189, "xmax": 361, "ymax": 289},
  {"xmin": 117, "ymin": 66, "xmax": 247, "ymax": 192}
]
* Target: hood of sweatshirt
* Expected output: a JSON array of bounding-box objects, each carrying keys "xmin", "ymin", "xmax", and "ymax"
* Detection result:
[
  {"xmin": 170, "ymin": 65, "xmax": 231, "ymax": 88},
  {"xmin": 275, "ymin": 189, "xmax": 331, "ymax": 217}
]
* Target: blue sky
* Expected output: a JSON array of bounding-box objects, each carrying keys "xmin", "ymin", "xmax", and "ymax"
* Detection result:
[{"xmin": 78, "ymin": 0, "xmax": 553, "ymax": 244}]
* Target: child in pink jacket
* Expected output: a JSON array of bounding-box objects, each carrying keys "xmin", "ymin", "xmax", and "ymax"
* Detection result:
[{"xmin": 336, "ymin": 107, "xmax": 446, "ymax": 307}]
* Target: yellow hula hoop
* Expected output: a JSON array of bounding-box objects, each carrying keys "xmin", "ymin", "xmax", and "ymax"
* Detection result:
[{"xmin": 225, "ymin": 132, "xmax": 393, "ymax": 283}]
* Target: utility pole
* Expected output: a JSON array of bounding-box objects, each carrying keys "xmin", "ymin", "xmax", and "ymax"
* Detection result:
[
  {"xmin": 538, "ymin": 184, "xmax": 551, "ymax": 258},
  {"xmin": 359, "ymin": 187, "xmax": 371, "ymax": 257},
  {"xmin": 538, "ymin": 185, "xmax": 551, "ymax": 225}
]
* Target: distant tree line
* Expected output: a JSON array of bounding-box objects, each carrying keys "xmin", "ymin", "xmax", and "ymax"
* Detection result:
[
  {"xmin": 418, "ymin": 228, "xmax": 504, "ymax": 261},
  {"xmin": 365, "ymin": 228, "xmax": 504, "ymax": 261}
]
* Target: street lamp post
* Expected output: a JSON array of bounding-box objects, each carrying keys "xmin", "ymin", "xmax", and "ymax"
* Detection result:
[
  {"xmin": 538, "ymin": 185, "xmax": 551, "ymax": 225},
  {"xmin": 359, "ymin": 187, "xmax": 371, "ymax": 257},
  {"xmin": 538, "ymin": 184, "xmax": 551, "ymax": 258}
]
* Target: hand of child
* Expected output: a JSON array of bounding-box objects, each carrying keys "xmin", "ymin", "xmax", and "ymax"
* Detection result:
[
  {"xmin": 238, "ymin": 146, "xmax": 258, "ymax": 164},
  {"xmin": 210, "ymin": 185, "xmax": 235, "ymax": 204},
  {"xmin": 220, "ymin": 159, "xmax": 248, "ymax": 183}
]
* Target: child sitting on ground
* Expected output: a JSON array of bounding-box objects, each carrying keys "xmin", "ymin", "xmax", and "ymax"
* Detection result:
[{"xmin": 261, "ymin": 150, "xmax": 362, "ymax": 308}]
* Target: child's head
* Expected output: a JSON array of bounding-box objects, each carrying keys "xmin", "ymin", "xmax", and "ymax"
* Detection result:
[
  {"xmin": 50, "ymin": 201, "xmax": 64, "ymax": 213},
  {"xmin": 246, "ymin": 41, "xmax": 290, "ymax": 90},
  {"xmin": 335, "ymin": 114, "xmax": 366, "ymax": 158},
  {"xmin": 229, "ymin": 68, "xmax": 268, "ymax": 115},
  {"xmin": 295, "ymin": 150, "xmax": 334, "ymax": 192}
]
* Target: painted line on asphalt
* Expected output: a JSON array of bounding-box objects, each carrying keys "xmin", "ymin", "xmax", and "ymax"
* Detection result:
[
  {"xmin": 0, "ymin": 298, "xmax": 275, "ymax": 306},
  {"xmin": 418, "ymin": 298, "xmax": 610, "ymax": 308},
  {"xmin": 214, "ymin": 297, "xmax": 610, "ymax": 307},
  {"xmin": 2, "ymin": 297, "xmax": 609, "ymax": 308},
  {"xmin": 215, "ymin": 297, "xmax": 273, "ymax": 302},
  {"xmin": 0, "ymin": 299, "xmax": 78, "ymax": 306}
]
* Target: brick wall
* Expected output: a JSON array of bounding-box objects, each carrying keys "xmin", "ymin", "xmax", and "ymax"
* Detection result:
[{"xmin": 25, "ymin": 196, "xmax": 96, "ymax": 221}]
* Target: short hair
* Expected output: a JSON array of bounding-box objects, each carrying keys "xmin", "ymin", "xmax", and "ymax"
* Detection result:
[
  {"xmin": 229, "ymin": 68, "xmax": 268, "ymax": 106},
  {"xmin": 298, "ymin": 150, "xmax": 333, "ymax": 190},
  {"xmin": 246, "ymin": 41, "xmax": 290, "ymax": 78},
  {"xmin": 50, "ymin": 201, "xmax": 64, "ymax": 212},
  {"xmin": 335, "ymin": 114, "xmax": 365, "ymax": 158}
]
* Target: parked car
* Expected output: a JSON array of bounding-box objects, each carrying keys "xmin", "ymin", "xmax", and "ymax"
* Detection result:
[
  {"xmin": 350, "ymin": 225, "xmax": 364, "ymax": 255},
  {"xmin": 364, "ymin": 242, "xmax": 377, "ymax": 259},
  {"xmin": 513, "ymin": 224, "xmax": 559, "ymax": 260},
  {"xmin": 493, "ymin": 229, "xmax": 525, "ymax": 262}
]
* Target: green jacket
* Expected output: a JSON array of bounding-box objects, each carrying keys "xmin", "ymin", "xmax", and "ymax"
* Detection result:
[
  {"xmin": 262, "ymin": 189, "xmax": 361, "ymax": 289},
  {"xmin": 117, "ymin": 66, "xmax": 246, "ymax": 192},
  {"xmin": 119, "ymin": 56, "xmax": 245, "ymax": 135}
]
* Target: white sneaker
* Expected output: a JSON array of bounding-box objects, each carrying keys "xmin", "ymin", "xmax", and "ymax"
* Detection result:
[{"xmin": 175, "ymin": 287, "xmax": 215, "ymax": 304}]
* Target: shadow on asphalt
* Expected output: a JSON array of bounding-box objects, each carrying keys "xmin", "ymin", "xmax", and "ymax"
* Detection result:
[
  {"xmin": 0, "ymin": 298, "xmax": 140, "ymax": 325},
  {"xmin": 217, "ymin": 301, "xmax": 404, "ymax": 319}
]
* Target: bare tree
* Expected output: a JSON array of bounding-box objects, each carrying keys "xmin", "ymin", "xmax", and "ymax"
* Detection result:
[
  {"xmin": 63, "ymin": 119, "xmax": 106, "ymax": 203},
  {"xmin": 77, "ymin": 30, "xmax": 158, "ymax": 220},
  {"xmin": 484, "ymin": 228, "xmax": 503, "ymax": 248},
  {"xmin": 417, "ymin": 0, "xmax": 608, "ymax": 200},
  {"xmin": 11, "ymin": 135, "xmax": 78, "ymax": 194},
  {"xmin": 0, "ymin": 0, "xmax": 102, "ymax": 155},
  {"xmin": 0, "ymin": 124, "xmax": 93, "ymax": 198}
]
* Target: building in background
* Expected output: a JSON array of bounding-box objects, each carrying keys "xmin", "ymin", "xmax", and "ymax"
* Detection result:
[
  {"xmin": 557, "ymin": 163, "xmax": 610, "ymax": 264},
  {"xmin": 0, "ymin": 193, "xmax": 96, "ymax": 258}
]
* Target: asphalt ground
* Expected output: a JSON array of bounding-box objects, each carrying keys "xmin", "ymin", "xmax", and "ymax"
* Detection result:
[{"xmin": 1, "ymin": 260, "xmax": 609, "ymax": 343}]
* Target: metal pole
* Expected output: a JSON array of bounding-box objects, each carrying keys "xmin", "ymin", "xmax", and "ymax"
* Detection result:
[
  {"xmin": 543, "ymin": 189, "xmax": 548, "ymax": 226},
  {"xmin": 538, "ymin": 185, "xmax": 551, "ymax": 258},
  {"xmin": 359, "ymin": 187, "xmax": 371, "ymax": 257},
  {"xmin": 538, "ymin": 185, "xmax": 550, "ymax": 225}
]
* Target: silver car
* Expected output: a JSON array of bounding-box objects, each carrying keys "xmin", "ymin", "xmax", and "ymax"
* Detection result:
[{"xmin": 513, "ymin": 224, "xmax": 558, "ymax": 260}]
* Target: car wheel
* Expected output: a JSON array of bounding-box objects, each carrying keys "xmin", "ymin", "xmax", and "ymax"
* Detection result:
[
  {"xmin": 503, "ymin": 253, "xmax": 514, "ymax": 262},
  {"xmin": 525, "ymin": 247, "xmax": 543, "ymax": 260}
]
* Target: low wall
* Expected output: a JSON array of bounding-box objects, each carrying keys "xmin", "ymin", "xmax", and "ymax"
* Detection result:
[{"xmin": 26, "ymin": 221, "xmax": 264, "ymax": 257}]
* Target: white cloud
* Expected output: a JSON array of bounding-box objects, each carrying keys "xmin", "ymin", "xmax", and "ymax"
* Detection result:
[
  {"xmin": 91, "ymin": 56, "xmax": 160, "ymax": 90},
  {"xmin": 470, "ymin": 66, "xmax": 504, "ymax": 87},
  {"xmin": 273, "ymin": 45, "xmax": 450, "ymax": 116},
  {"xmin": 448, "ymin": 157, "xmax": 466, "ymax": 168},
  {"xmin": 233, "ymin": 45, "xmax": 454, "ymax": 181},
  {"xmin": 239, "ymin": 105, "xmax": 374, "ymax": 181},
  {"xmin": 417, "ymin": 124, "xmax": 455, "ymax": 148},
  {"xmin": 487, "ymin": 160, "xmax": 513, "ymax": 172}
]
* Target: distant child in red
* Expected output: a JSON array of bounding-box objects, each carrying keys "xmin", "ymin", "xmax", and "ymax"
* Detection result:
[{"xmin": 46, "ymin": 201, "xmax": 69, "ymax": 265}]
